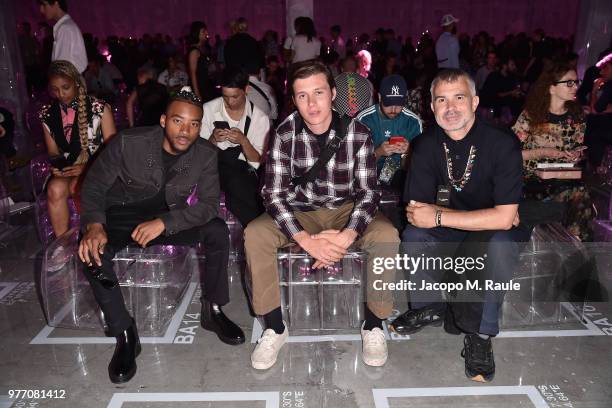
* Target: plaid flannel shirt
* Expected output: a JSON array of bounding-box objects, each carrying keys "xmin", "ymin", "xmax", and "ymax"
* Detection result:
[{"xmin": 262, "ymin": 111, "xmax": 381, "ymax": 239}]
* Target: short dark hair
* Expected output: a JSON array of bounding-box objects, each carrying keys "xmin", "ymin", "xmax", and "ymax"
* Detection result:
[
  {"xmin": 288, "ymin": 59, "xmax": 335, "ymax": 96},
  {"xmin": 331, "ymin": 25, "xmax": 341, "ymax": 34},
  {"xmin": 167, "ymin": 88, "xmax": 203, "ymax": 111},
  {"xmin": 38, "ymin": 0, "xmax": 68, "ymax": 12},
  {"xmin": 221, "ymin": 67, "xmax": 249, "ymax": 89}
]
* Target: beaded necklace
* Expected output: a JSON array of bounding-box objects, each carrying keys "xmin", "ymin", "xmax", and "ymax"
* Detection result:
[{"xmin": 443, "ymin": 142, "xmax": 477, "ymax": 192}]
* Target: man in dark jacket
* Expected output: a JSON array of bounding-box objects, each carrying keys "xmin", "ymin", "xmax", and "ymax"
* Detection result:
[{"xmin": 79, "ymin": 89, "xmax": 244, "ymax": 384}]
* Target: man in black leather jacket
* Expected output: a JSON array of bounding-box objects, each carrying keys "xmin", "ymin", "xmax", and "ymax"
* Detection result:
[{"xmin": 78, "ymin": 89, "xmax": 244, "ymax": 384}]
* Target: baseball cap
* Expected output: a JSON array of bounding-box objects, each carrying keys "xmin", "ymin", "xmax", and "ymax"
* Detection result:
[
  {"xmin": 440, "ymin": 14, "xmax": 459, "ymax": 27},
  {"xmin": 379, "ymin": 75, "xmax": 407, "ymax": 107}
]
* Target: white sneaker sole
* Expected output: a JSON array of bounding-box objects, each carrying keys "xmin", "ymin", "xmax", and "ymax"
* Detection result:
[
  {"xmin": 251, "ymin": 357, "xmax": 278, "ymax": 370},
  {"xmin": 362, "ymin": 354, "xmax": 388, "ymax": 367}
]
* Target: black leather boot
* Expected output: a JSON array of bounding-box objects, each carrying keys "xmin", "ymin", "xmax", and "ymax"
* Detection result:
[
  {"xmin": 108, "ymin": 319, "xmax": 141, "ymax": 384},
  {"xmin": 200, "ymin": 299, "xmax": 245, "ymax": 345}
]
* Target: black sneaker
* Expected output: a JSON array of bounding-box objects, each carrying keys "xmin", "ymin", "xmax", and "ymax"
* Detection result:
[
  {"xmin": 461, "ymin": 334, "xmax": 495, "ymax": 383},
  {"xmin": 389, "ymin": 305, "xmax": 444, "ymax": 335}
]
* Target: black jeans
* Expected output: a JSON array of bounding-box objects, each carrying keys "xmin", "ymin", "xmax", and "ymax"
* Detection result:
[
  {"xmin": 218, "ymin": 147, "xmax": 264, "ymax": 227},
  {"xmin": 82, "ymin": 206, "xmax": 230, "ymax": 336}
]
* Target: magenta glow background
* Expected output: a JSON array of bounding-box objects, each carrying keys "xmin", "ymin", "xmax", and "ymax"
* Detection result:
[{"xmin": 15, "ymin": 0, "xmax": 579, "ymax": 42}]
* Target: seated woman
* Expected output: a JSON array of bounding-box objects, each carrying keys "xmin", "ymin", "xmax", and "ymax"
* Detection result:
[
  {"xmin": 39, "ymin": 60, "xmax": 116, "ymax": 238},
  {"xmin": 512, "ymin": 61, "xmax": 593, "ymax": 241}
]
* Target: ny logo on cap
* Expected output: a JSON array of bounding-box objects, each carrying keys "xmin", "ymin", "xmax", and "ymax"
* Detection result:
[{"xmin": 391, "ymin": 85, "xmax": 400, "ymax": 96}]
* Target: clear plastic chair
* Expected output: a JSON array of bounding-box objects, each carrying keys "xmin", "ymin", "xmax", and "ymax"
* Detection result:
[
  {"xmin": 40, "ymin": 227, "xmax": 195, "ymax": 336},
  {"xmin": 593, "ymin": 220, "xmax": 612, "ymax": 242},
  {"xmin": 276, "ymin": 244, "xmax": 365, "ymax": 332},
  {"xmin": 500, "ymin": 223, "xmax": 589, "ymax": 329}
]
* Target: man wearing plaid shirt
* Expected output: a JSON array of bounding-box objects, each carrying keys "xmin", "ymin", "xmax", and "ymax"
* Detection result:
[{"xmin": 245, "ymin": 60, "xmax": 400, "ymax": 370}]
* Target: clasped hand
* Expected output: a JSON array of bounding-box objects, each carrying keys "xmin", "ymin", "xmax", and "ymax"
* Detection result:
[{"xmin": 300, "ymin": 229, "xmax": 357, "ymax": 269}]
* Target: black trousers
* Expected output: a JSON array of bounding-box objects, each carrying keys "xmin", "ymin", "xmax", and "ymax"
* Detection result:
[
  {"xmin": 218, "ymin": 153, "xmax": 264, "ymax": 227},
  {"xmin": 82, "ymin": 207, "xmax": 230, "ymax": 336}
]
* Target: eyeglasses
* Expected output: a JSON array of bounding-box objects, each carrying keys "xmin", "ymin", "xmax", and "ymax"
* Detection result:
[{"xmin": 554, "ymin": 79, "xmax": 581, "ymax": 87}]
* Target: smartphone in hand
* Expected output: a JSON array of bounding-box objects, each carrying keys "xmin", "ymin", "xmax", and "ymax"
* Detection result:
[
  {"xmin": 213, "ymin": 121, "xmax": 230, "ymax": 130},
  {"xmin": 49, "ymin": 155, "xmax": 71, "ymax": 171},
  {"xmin": 389, "ymin": 136, "xmax": 405, "ymax": 145}
]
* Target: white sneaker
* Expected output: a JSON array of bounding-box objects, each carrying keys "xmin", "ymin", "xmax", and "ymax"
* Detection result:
[
  {"xmin": 251, "ymin": 324, "xmax": 288, "ymax": 370},
  {"xmin": 361, "ymin": 323, "xmax": 388, "ymax": 367}
]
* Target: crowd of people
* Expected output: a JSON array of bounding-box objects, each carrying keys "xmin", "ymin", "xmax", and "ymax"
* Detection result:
[{"xmin": 7, "ymin": 0, "xmax": 612, "ymax": 390}]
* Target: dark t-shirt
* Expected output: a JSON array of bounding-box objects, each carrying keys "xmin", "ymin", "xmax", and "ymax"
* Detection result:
[
  {"xmin": 480, "ymin": 72, "xmax": 520, "ymax": 108},
  {"xmin": 136, "ymin": 80, "xmax": 169, "ymax": 127},
  {"xmin": 404, "ymin": 119, "xmax": 523, "ymax": 211},
  {"xmin": 304, "ymin": 111, "xmax": 338, "ymax": 150},
  {"xmin": 224, "ymin": 32, "xmax": 265, "ymax": 74}
]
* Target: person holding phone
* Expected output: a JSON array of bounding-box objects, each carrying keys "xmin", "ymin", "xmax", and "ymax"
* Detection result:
[
  {"xmin": 512, "ymin": 61, "xmax": 593, "ymax": 241},
  {"xmin": 357, "ymin": 75, "xmax": 422, "ymax": 184},
  {"xmin": 357, "ymin": 75, "xmax": 422, "ymax": 229},
  {"xmin": 39, "ymin": 60, "xmax": 116, "ymax": 238},
  {"xmin": 200, "ymin": 67, "xmax": 270, "ymax": 227}
]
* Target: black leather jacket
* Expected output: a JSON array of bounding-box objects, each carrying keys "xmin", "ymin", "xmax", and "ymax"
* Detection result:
[{"xmin": 80, "ymin": 126, "xmax": 219, "ymax": 235}]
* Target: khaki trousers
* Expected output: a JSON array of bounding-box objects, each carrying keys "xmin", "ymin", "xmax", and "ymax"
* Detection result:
[{"xmin": 244, "ymin": 202, "xmax": 400, "ymax": 319}]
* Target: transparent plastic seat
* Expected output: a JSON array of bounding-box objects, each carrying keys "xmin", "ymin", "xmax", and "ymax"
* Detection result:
[
  {"xmin": 593, "ymin": 220, "xmax": 612, "ymax": 242},
  {"xmin": 40, "ymin": 227, "xmax": 195, "ymax": 336},
  {"xmin": 276, "ymin": 244, "xmax": 365, "ymax": 332},
  {"xmin": 500, "ymin": 223, "xmax": 588, "ymax": 329}
]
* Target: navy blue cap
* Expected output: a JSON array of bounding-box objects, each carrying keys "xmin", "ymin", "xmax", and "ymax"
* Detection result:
[{"xmin": 380, "ymin": 74, "xmax": 407, "ymax": 107}]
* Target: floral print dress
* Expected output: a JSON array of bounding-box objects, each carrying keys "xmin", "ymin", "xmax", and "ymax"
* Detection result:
[
  {"xmin": 39, "ymin": 96, "xmax": 106, "ymax": 164},
  {"xmin": 512, "ymin": 110, "xmax": 593, "ymax": 241}
]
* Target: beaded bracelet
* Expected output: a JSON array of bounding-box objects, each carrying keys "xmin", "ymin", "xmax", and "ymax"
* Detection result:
[{"xmin": 435, "ymin": 210, "xmax": 442, "ymax": 227}]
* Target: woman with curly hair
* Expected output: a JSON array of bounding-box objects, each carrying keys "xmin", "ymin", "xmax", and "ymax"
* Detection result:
[
  {"xmin": 40, "ymin": 60, "xmax": 116, "ymax": 237},
  {"xmin": 512, "ymin": 61, "xmax": 593, "ymax": 241}
]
